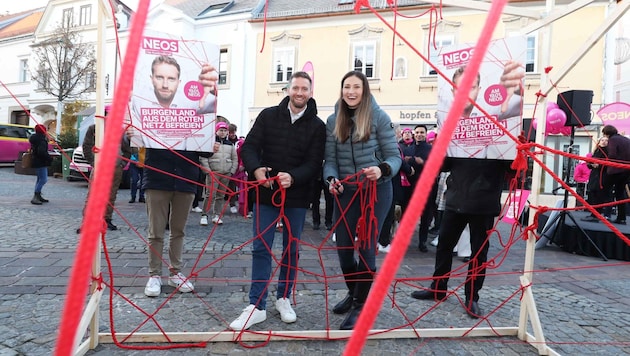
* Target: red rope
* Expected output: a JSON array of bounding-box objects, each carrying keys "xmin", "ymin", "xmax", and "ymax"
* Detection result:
[
  {"xmin": 54, "ymin": 1, "xmax": 151, "ymax": 354},
  {"xmin": 345, "ymin": 1, "xmax": 509, "ymax": 355}
]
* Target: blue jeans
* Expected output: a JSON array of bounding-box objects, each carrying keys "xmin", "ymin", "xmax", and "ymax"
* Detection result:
[
  {"xmin": 249, "ymin": 204, "xmax": 306, "ymax": 310},
  {"xmin": 334, "ymin": 182, "xmax": 392, "ymax": 273},
  {"xmin": 34, "ymin": 167, "xmax": 48, "ymax": 193},
  {"xmin": 130, "ymin": 163, "xmax": 144, "ymax": 200}
]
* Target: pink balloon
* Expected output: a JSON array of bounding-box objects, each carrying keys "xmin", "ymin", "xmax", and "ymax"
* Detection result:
[
  {"xmin": 547, "ymin": 102, "xmax": 560, "ymax": 111},
  {"xmin": 532, "ymin": 118, "xmax": 538, "ymax": 130},
  {"xmin": 547, "ymin": 108, "xmax": 567, "ymax": 129}
]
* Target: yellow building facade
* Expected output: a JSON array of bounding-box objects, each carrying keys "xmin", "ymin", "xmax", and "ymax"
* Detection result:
[{"xmin": 248, "ymin": 2, "xmax": 609, "ymax": 131}]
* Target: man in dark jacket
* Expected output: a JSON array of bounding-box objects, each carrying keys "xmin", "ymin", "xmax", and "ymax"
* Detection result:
[
  {"xmin": 403, "ymin": 124, "xmax": 436, "ymax": 252},
  {"xmin": 229, "ymin": 72, "xmax": 326, "ymax": 331},
  {"xmin": 602, "ymin": 125, "xmax": 630, "ymax": 224},
  {"xmin": 411, "ymin": 157, "xmax": 513, "ymax": 319}
]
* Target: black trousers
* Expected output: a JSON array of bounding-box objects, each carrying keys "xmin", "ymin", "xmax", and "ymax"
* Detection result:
[
  {"xmin": 432, "ymin": 210, "xmax": 493, "ymax": 302},
  {"xmin": 604, "ymin": 172, "xmax": 630, "ymax": 220}
]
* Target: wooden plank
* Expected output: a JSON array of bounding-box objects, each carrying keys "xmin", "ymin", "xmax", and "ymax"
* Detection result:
[
  {"xmin": 72, "ymin": 289, "xmax": 103, "ymax": 353},
  {"xmin": 541, "ymin": 1, "xmax": 630, "ymax": 95},
  {"xmin": 517, "ymin": 0, "xmax": 594, "ymax": 35},
  {"xmin": 98, "ymin": 327, "xmax": 519, "ymax": 343}
]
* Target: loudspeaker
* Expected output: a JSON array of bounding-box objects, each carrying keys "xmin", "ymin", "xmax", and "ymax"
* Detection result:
[
  {"xmin": 557, "ymin": 90, "xmax": 593, "ymax": 127},
  {"xmin": 522, "ymin": 118, "xmax": 536, "ymax": 142}
]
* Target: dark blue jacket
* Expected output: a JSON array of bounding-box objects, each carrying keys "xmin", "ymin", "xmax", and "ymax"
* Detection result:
[
  {"xmin": 241, "ymin": 96, "xmax": 326, "ymax": 208},
  {"xmin": 143, "ymin": 148, "xmax": 208, "ymax": 194},
  {"xmin": 401, "ymin": 140, "xmax": 431, "ymax": 186}
]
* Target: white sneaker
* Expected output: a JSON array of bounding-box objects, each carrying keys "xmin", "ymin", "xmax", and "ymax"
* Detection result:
[
  {"xmin": 230, "ymin": 206, "xmax": 238, "ymax": 214},
  {"xmin": 246, "ymin": 211, "xmax": 253, "ymax": 218},
  {"xmin": 275, "ymin": 298, "xmax": 297, "ymax": 323},
  {"xmin": 144, "ymin": 276, "xmax": 162, "ymax": 297},
  {"xmin": 430, "ymin": 236, "xmax": 439, "ymax": 247},
  {"xmin": 229, "ymin": 304, "xmax": 267, "ymax": 331},
  {"xmin": 200, "ymin": 215, "xmax": 209, "ymax": 226},
  {"xmin": 168, "ymin": 272, "xmax": 194, "ymax": 293},
  {"xmin": 331, "ymin": 233, "xmax": 336, "ymax": 242},
  {"xmin": 378, "ymin": 244, "xmax": 391, "ymax": 253},
  {"xmin": 212, "ymin": 215, "xmax": 223, "ymax": 225},
  {"xmin": 191, "ymin": 206, "xmax": 203, "ymax": 213}
]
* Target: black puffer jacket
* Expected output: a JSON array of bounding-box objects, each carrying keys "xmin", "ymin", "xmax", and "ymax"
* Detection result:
[
  {"xmin": 240, "ymin": 96, "xmax": 326, "ymax": 208},
  {"xmin": 29, "ymin": 132, "xmax": 51, "ymax": 168},
  {"xmin": 143, "ymin": 148, "xmax": 209, "ymax": 194},
  {"xmin": 443, "ymin": 157, "xmax": 513, "ymax": 216}
]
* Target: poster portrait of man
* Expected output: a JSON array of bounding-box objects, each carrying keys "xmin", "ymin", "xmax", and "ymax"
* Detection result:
[
  {"xmin": 436, "ymin": 36, "xmax": 526, "ymax": 160},
  {"xmin": 128, "ymin": 30, "xmax": 220, "ymax": 151}
]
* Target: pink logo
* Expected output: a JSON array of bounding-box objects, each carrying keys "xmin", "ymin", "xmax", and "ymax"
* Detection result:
[
  {"xmin": 597, "ymin": 102, "xmax": 630, "ymax": 134},
  {"xmin": 442, "ymin": 48, "xmax": 474, "ymax": 69},
  {"xmin": 484, "ymin": 84, "xmax": 507, "ymax": 106},
  {"xmin": 184, "ymin": 81, "xmax": 204, "ymax": 101}
]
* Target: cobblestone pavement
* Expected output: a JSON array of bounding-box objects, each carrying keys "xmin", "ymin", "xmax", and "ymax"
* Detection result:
[{"xmin": 0, "ymin": 167, "xmax": 629, "ymax": 355}]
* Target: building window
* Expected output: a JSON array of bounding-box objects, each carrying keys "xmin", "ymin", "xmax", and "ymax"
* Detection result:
[
  {"xmin": 62, "ymin": 8, "xmax": 73, "ymax": 27},
  {"xmin": 79, "ymin": 5, "xmax": 92, "ymax": 26},
  {"xmin": 86, "ymin": 72, "xmax": 96, "ymax": 91},
  {"xmin": 353, "ymin": 41, "xmax": 376, "ymax": 78},
  {"xmin": 525, "ymin": 34, "xmax": 537, "ymax": 73},
  {"xmin": 218, "ymin": 47, "xmax": 229, "ymax": 86},
  {"xmin": 394, "ymin": 57, "xmax": 407, "ymax": 78},
  {"xmin": 19, "ymin": 59, "xmax": 28, "ymax": 82},
  {"xmin": 38, "ymin": 67, "xmax": 50, "ymax": 90},
  {"xmin": 273, "ymin": 47, "xmax": 295, "ymax": 83},
  {"xmin": 426, "ymin": 35, "xmax": 454, "ymax": 75}
]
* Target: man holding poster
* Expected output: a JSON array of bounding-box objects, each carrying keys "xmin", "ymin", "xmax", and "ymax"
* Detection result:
[
  {"xmin": 436, "ymin": 37, "xmax": 525, "ymax": 160},
  {"xmin": 411, "ymin": 38, "xmax": 524, "ymax": 318},
  {"xmin": 128, "ymin": 31, "xmax": 219, "ymax": 297}
]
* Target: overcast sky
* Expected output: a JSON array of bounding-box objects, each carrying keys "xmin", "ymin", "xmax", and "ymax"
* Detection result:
[{"xmin": 3, "ymin": 0, "xmax": 50, "ymax": 15}]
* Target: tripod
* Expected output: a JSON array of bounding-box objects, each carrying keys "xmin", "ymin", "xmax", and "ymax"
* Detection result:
[{"xmin": 538, "ymin": 126, "xmax": 608, "ymax": 261}]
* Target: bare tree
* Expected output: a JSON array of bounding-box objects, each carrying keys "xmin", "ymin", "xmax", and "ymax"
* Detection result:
[{"xmin": 31, "ymin": 23, "xmax": 96, "ymax": 137}]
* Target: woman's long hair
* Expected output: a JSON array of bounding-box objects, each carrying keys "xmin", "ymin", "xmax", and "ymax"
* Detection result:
[{"xmin": 333, "ymin": 71, "xmax": 372, "ymax": 143}]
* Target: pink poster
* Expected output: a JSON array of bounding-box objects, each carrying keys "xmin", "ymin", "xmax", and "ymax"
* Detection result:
[
  {"xmin": 436, "ymin": 37, "xmax": 526, "ymax": 160},
  {"xmin": 502, "ymin": 189, "xmax": 530, "ymax": 224},
  {"xmin": 128, "ymin": 30, "xmax": 220, "ymax": 151}
]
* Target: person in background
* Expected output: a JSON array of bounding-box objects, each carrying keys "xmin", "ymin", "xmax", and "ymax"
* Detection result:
[
  {"xmin": 229, "ymin": 72, "xmax": 325, "ymax": 331},
  {"xmin": 403, "ymin": 124, "xmax": 435, "ymax": 252},
  {"xmin": 226, "ymin": 123, "xmax": 240, "ymax": 213},
  {"xmin": 29, "ymin": 124, "xmax": 52, "ymax": 205},
  {"xmin": 324, "ymin": 70, "xmax": 401, "ymax": 330},
  {"xmin": 582, "ymin": 137, "xmax": 611, "ymax": 222},
  {"xmin": 378, "ymin": 145, "xmax": 414, "ymax": 253},
  {"xmin": 601, "ymin": 125, "xmax": 630, "ymax": 224},
  {"xmin": 129, "ymin": 146, "xmax": 146, "ymax": 203},
  {"xmin": 573, "ymin": 154, "xmax": 591, "ymax": 206},
  {"xmin": 200, "ymin": 121, "xmax": 237, "ymax": 226},
  {"xmin": 78, "ymin": 108, "xmax": 132, "ymax": 232},
  {"xmin": 310, "ymin": 164, "xmax": 334, "ymax": 230}
]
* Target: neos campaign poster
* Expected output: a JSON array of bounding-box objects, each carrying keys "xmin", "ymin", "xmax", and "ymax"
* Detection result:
[
  {"xmin": 436, "ymin": 37, "xmax": 526, "ymax": 160},
  {"xmin": 128, "ymin": 30, "xmax": 219, "ymax": 151}
]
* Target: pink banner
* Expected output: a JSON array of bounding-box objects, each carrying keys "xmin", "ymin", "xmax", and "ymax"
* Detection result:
[
  {"xmin": 597, "ymin": 102, "xmax": 630, "ymax": 134},
  {"xmin": 502, "ymin": 189, "xmax": 530, "ymax": 224}
]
